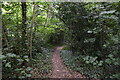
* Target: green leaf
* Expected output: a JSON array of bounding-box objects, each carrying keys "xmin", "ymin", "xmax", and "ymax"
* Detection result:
[
  {"xmin": 85, "ymin": 61, "xmax": 89, "ymax": 64},
  {"xmin": 21, "ymin": 70, "xmax": 26, "ymax": 74},
  {"xmin": 18, "ymin": 76, "xmax": 25, "ymax": 79},
  {"xmin": 105, "ymin": 59, "xmax": 111, "ymax": 64},
  {"xmin": 26, "ymin": 74, "xmax": 31, "ymax": 77},
  {"xmin": 26, "ymin": 67, "xmax": 32, "ymax": 71},
  {"xmin": 0, "ymin": 54, "xmax": 6, "ymax": 59},
  {"xmin": 5, "ymin": 62, "xmax": 11, "ymax": 68},
  {"xmin": 25, "ymin": 59, "xmax": 29, "ymax": 62},
  {"xmin": 100, "ymin": 10, "xmax": 116, "ymax": 15},
  {"xmin": 6, "ymin": 53, "xmax": 16, "ymax": 57}
]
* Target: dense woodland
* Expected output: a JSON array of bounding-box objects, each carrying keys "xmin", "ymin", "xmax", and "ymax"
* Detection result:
[{"xmin": 1, "ymin": 2, "xmax": 120, "ymax": 79}]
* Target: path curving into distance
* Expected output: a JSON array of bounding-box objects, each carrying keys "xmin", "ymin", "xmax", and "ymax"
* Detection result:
[{"xmin": 49, "ymin": 46, "xmax": 86, "ymax": 79}]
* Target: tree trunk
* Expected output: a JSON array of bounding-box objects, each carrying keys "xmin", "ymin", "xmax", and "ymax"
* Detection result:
[
  {"xmin": 21, "ymin": 2, "xmax": 27, "ymax": 52},
  {"xmin": 0, "ymin": 3, "xmax": 2, "ymax": 79},
  {"xmin": 15, "ymin": 9, "xmax": 20, "ymax": 54},
  {"xmin": 30, "ymin": 2, "xmax": 36, "ymax": 59},
  {"xmin": 0, "ymin": 3, "xmax": 1, "ymax": 39},
  {"xmin": 118, "ymin": 2, "xmax": 120, "ymax": 57}
]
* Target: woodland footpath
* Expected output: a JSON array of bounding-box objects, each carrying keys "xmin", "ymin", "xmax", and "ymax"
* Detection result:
[{"xmin": 1, "ymin": 2, "xmax": 120, "ymax": 79}]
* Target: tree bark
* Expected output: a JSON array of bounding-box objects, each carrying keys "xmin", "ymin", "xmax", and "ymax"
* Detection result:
[
  {"xmin": 21, "ymin": 2, "xmax": 27, "ymax": 52},
  {"xmin": 118, "ymin": 2, "xmax": 120, "ymax": 57},
  {"xmin": 15, "ymin": 9, "xmax": 20, "ymax": 54},
  {"xmin": 30, "ymin": 2, "xmax": 36, "ymax": 59}
]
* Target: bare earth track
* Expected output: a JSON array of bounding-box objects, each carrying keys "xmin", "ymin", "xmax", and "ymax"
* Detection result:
[
  {"xmin": 32, "ymin": 46, "xmax": 98, "ymax": 80},
  {"xmin": 49, "ymin": 46, "xmax": 86, "ymax": 78}
]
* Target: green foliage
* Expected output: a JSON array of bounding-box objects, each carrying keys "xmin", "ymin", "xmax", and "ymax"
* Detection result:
[
  {"xmin": 60, "ymin": 50, "xmax": 120, "ymax": 79},
  {"xmin": 32, "ymin": 48, "xmax": 52, "ymax": 78},
  {"xmin": 2, "ymin": 2, "xmax": 63, "ymax": 78},
  {"xmin": 2, "ymin": 1, "xmax": 120, "ymax": 79},
  {"xmin": 58, "ymin": 2, "xmax": 120, "ymax": 79},
  {"xmin": 2, "ymin": 53, "xmax": 32, "ymax": 78}
]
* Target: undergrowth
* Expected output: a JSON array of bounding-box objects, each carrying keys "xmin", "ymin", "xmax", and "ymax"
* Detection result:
[
  {"xmin": 60, "ymin": 49, "xmax": 120, "ymax": 80},
  {"xmin": 32, "ymin": 48, "xmax": 53, "ymax": 78}
]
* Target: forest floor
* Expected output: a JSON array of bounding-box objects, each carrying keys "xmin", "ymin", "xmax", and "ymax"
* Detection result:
[
  {"xmin": 32, "ymin": 46, "xmax": 98, "ymax": 80},
  {"xmin": 48, "ymin": 46, "xmax": 86, "ymax": 78}
]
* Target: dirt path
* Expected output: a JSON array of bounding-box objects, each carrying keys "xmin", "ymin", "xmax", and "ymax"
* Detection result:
[
  {"xmin": 32, "ymin": 46, "xmax": 99, "ymax": 79},
  {"xmin": 49, "ymin": 46, "xmax": 86, "ymax": 78}
]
